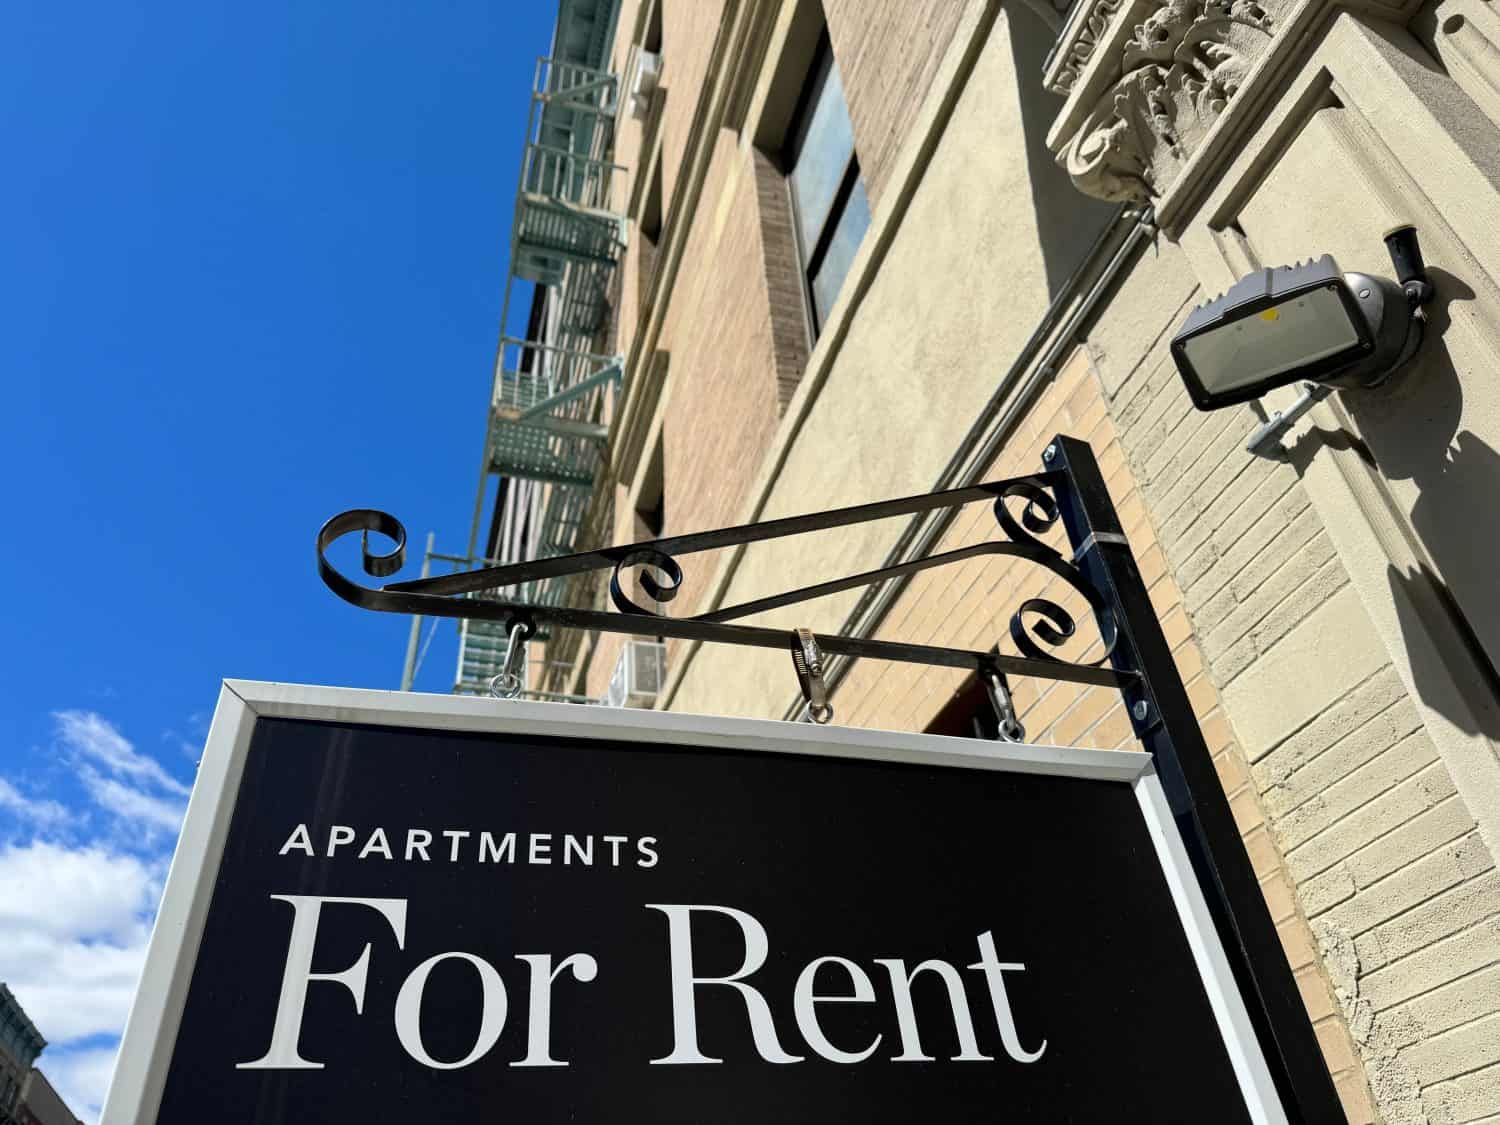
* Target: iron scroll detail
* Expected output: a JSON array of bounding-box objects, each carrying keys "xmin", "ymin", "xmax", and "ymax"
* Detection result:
[
  {"xmin": 992, "ymin": 482, "xmax": 1118, "ymax": 667},
  {"xmin": 317, "ymin": 472, "xmax": 1133, "ymax": 691},
  {"xmin": 609, "ymin": 547, "xmax": 684, "ymax": 615},
  {"xmin": 316, "ymin": 509, "xmax": 408, "ymax": 609}
]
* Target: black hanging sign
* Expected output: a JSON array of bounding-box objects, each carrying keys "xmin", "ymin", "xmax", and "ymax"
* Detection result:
[{"xmin": 104, "ymin": 681, "xmax": 1286, "ymax": 1123}]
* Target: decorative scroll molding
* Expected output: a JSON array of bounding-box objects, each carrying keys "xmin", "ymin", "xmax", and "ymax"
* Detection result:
[
  {"xmin": 1056, "ymin": 0, "xmax": 1274, "ymax": 202},
  {"xmin": 1050, "ymin": 0, "xmax": 1129, "ymax": 94}
]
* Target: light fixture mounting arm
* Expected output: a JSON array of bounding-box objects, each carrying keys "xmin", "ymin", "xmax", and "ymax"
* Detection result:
[{"xmin": 1385, "ymin": 223, "xmax": 1435, "ymax": 309}]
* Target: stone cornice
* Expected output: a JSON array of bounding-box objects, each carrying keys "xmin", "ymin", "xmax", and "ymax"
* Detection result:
[
  {"xmin": 1045, "ymin": 0, "xmax": 1418, "ymax": 218},
  {"xmin": 1044, "ymin": 0, "xmax": 1163, "ymax": 150},
  {"xmin": 1044, "ymin": 0, "xmax": 1156, "ymax": 96}
]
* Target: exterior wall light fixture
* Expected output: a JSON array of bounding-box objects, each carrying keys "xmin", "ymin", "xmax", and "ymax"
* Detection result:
[{"xmin": 1170, "ymin": 227, "xmax": 1435, "ymax": 455}]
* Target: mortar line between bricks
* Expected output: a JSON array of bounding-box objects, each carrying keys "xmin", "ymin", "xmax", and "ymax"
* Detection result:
[
  {"xmin": 1100, "ymin": 283, "xmax": 1204, "ymax": 418},
  {"xmin": 1406, "ymin": 1044, "xmax": 1500, "ymax": 1093},
  {"xmin": 1207, "ymin": 536, "xmax": 1341, "ymax": 662},
  {"xmin": 1272, "ymin": 717, "xmax": 1434, "ymax": 834},
  {"xmin": 1281, "ymin": 733, "xmax": 1444, "ymax": 862},
  {"xmin": 1143, "ymin": 402, "xmax": 1216, "ymax": 485},
  {"xmin": 1146, "ymin": 387, "xmax": 1242, "ymax": 483},
  {"xmin": 1142, "ymin": 401, "xmax": 1247, "ymax": 515},
  {"xmin": 1381, "ymin": 955, "xmax": 1500, "ymax": 1022},
  {"xmin": 1154, "ymin": 448, "xmax": 1260, "ymax": 555},
  {"xmin": 1175, "ymin": 472, "xmax": 1308, "ymax": 611},
  {"xmin": 1287, "ymin": 791, "xmax": 1471, "ymax": 886},
  {"xmin": 1135, "ymin": 282, "xmax": 1205, "ymax": 369},
  {"xmin": 1166, "ymin": 485, "xmax": 1268, "ymax": 600},
  {"xmin": 1262, "ymin": 693, "xmax": 1426, "ymax": 822},
  {"xmin": 1350, "ymin": 875, "xmax": 1500, "ymax": 975},
  {"xmin": 1117, "ymin": 372, "xmax": 1196, "ymax": 466},
  {"xmin": 1132, "ymin": 364, "xmax": 1199, "ymax": 446},
  {"xmin": 1362, "ymin": 870, "xmax": 1500, "ymax": 978}
]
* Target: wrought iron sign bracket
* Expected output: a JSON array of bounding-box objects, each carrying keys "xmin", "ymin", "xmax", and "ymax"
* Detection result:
[
  {"xmin": 318, "ymin": 471, "xmax": 1134, "ymax": 693},
  {"xmin": 317, "ymin": 432, "xmax": 1345, "ymax": 1125}
]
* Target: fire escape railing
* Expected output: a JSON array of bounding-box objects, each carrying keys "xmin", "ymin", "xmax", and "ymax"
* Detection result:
[{"xmin": 403, "ymin": 55, "xmax": 627, "ymax": 696}]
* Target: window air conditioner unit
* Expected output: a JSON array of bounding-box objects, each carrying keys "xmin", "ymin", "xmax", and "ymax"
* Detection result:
[
  {"xmin": 607, "ymin": 640, "xmax": 667, "ymax": 708},
  {"xmin": 629, "ymin": 50, "xmax": 662, "ymax": 119}
]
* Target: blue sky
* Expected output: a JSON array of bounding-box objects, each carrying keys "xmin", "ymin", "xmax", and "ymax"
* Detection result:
[{"xmin": 0, "ymin": 1, "xmax": 554, "ymax": 1117}]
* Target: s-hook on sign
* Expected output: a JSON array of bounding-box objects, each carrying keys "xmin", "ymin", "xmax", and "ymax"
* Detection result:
[{"xmin": 103, "ymin": 680, "xmax": 1287, "ymax": 1124}]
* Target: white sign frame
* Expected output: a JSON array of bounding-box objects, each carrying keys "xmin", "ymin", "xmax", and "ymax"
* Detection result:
[{"xmin": 102, "ymin": 679, "xmax": 1289, "ymax": 1125}]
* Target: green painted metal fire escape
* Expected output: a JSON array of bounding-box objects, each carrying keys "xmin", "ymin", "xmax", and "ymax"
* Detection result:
[{"xmin": 401, "ymin": 0, "xmax": 626, "ymax": 696}]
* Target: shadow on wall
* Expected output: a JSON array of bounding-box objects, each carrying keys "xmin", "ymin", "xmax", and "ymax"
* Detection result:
[
  {"xmin": 1006, "ymin": 1, "xmax": 1118, "ymax": 297},
  {"xmin": 1285, "ymin": 267, "xmax": 1500, "ymax": 738}
]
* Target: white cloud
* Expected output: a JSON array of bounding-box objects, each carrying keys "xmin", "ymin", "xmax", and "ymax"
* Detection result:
[
  {"xmin": 0, "ymin": 840, "xmax": 159, "ymax": 942},
  {"xmin": 77, "ymin": 769, "xmax": 185, "ymax": 836},
  {"xmin": 54, "ymin": 711, "xmax": 190, "ymax": 797},
  {"xmin": 0, "ymin": 778, "xmax": 70, "ymax": 827},
  {"xmin": 0, "ymin": 842, "xmax": 159, "ymax": 1044},
  {"xmin": 42, "ymin": 1043, "xmax": 120, "ymax": 1125},
  {"xmin": 50, "ymin": 711, "xmax": 191, "ymax": 843},
  {"xmin": 4, "ymin": 932, "xmax": 148, "ymax": 1043},
  {"xmin": 0, "ymin": 711, "xmax": 191, "ymax": 1125}
]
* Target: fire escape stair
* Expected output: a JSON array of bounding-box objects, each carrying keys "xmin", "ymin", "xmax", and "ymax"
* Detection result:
[{"xmin": 432, "ymin": 50, "xmax": 629, "ymax": 695}]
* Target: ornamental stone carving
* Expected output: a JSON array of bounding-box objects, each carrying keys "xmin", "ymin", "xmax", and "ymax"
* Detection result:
[
  {"xmin": 1057, "ymin": 0, "xmax": 1274, "ymax": 203},
  {"xmin": 1050, "ymin": 0, "xmax": 1127, "ymax": 94}
]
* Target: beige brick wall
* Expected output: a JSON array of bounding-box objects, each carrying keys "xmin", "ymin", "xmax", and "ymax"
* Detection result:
[
  {"xmin": 751, "ymin": 147, "xmax": 810, "ymax": 412},
  {"xmin": 593, "ymin": 3, "xmax": 791, "ymax": 701},
  {"xmin": 826, "ymin": 227, "xmax": 1500, "ymax": 1125},
  {"xmin": 1092, "ymin": 240, "xmax": 1500, "ymax": 1125},
  {"xmin": 655, "ymin": 134, "xmax": 786, "ymax": 566},
  {"xmin": 588, "ymin": 130, "xmax": 790, "ymax": 701},
  {"xmin": 652, "ymin": 0, "xmax": 728, "ymax": 219},
  {"xmin": 607, "ymin": 0, "xmax": 643, "ymax": 356},
  {"xmin": 606, "ymin": 0, "xmax": 732, "ymax": 379}
]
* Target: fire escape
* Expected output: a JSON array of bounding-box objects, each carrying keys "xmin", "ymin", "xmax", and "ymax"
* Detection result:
[{"xmin": 402, "ymin": 48, "xmax": 626, "ymax": 697}]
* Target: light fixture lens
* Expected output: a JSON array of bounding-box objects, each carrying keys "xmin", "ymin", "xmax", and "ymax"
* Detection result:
[{"xmin": 1182, "ymin": 284, "xmax": 1361, "ymax": 397}]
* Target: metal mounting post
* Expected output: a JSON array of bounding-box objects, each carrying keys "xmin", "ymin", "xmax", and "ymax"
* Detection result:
[
  {"xmin": 1044, "ymin": 434, "xmax": 1345, "ymax": 1124},
  {"xmin": 1246, "ymin": 382, "xmax": 1335, "ymax": 458}
]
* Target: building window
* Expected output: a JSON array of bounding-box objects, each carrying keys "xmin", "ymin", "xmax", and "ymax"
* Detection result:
[
  {"xmin": 642, "ymin": 0, "xmax": 662, "ymax": 55},
  {"xmin": 784, "ymin": 32, "xmax": 870, "ymax": 336},
  {"xmin": 633, "ymin": 432, "xmax": 665, "ymax": 542},
  {"xmin": 637, "ymin": 152, "xmax": 664, "ymax": 311}
]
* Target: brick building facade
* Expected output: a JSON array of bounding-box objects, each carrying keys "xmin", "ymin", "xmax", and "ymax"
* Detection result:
[{"xmin": 463, "ymin": 0, "xmax": 1500, "ymax": 1119}]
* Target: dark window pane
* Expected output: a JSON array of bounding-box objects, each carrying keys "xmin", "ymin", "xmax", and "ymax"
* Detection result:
[
  {"xmin": 809, "ymin": 173, "xmax": 871, "ymax": 327},
  {"xmin": 787, "ymin": 54, "xmax": 855, "ymax": 253}
]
